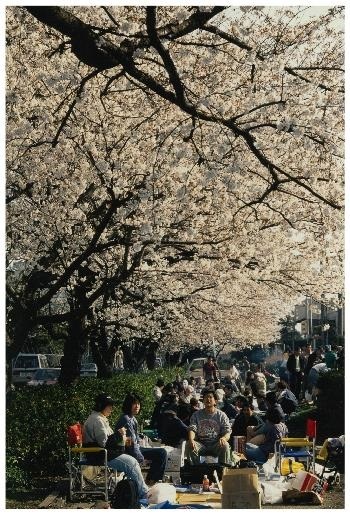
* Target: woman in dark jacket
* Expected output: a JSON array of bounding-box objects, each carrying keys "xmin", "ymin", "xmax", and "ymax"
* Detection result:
[{"xmin": 115, "ymin": 393, "xmax": 167, "ymax": 485}]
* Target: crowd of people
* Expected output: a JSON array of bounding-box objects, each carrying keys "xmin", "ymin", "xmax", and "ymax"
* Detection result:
[{"xmin": 81, "ymin": 344, "xmax": 342, "ymax": 502}]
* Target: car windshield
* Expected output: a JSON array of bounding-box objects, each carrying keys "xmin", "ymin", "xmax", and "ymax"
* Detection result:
[
  {"xmin": 81, "ymin": 363, "xmax": 96, "ymax": 370},
  {"xmin": 14, "ymin": 356, "xmax": 39, "ymax": 369},
  {"xmin": 34, "ymin": 369, "xmax": 60, "ymax": 380}
]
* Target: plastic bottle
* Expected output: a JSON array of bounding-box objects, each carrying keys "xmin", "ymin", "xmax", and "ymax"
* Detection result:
[{"xmin": 202, "ymin": 474, "xmax": 210, "ymax": 492}]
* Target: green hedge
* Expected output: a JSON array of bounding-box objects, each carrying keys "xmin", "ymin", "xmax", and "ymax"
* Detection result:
[{"xmin": 6, "ymin": 369, "xmax": 180, "ymax": 488}]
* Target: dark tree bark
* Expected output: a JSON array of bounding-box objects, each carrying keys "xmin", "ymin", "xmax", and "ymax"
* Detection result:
[{"xmin": 59, "ymin": 314, "xmax": 87, "ymax": 385}]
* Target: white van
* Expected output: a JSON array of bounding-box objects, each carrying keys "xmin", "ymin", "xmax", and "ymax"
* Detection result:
[{"xmin": 12, "ymin": 353, "xmax": 49, "ymax": 384}]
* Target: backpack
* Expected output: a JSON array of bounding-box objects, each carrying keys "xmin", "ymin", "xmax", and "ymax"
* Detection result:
[{"xmin": 110, "ymin": 477, "xmax": 139, "ymax": 509}]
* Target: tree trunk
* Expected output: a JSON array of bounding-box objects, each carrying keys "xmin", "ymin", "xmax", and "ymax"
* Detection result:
[
  {"xmin": 90, "ymin": 326, "xmax": 114, "ymax": 378},
  {"xmin": 59, "ymin": 315, "xmax": 87, "ymax": 385}
]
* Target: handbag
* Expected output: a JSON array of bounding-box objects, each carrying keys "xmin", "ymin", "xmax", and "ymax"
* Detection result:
[{"xmin": 105, "ymin": 433, "xmax": 125, "ymax": 460}]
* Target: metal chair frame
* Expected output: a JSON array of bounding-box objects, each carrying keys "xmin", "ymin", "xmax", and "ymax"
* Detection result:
[
  {"xmin": 274, "ymin": 419, "xmax": 317, "ymax": 474},
  {"xmin": 67, "ymin": 423, "xmax": 120, "ymax": 501},
  {"xmin": 68, "ymin": 445, "xmax": 111, "ymax": 501}
]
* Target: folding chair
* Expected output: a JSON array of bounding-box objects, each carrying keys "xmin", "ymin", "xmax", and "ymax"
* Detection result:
[
  {"xmin": 67, "ymin": 423, "xmax": 118, "ymax": 501},
  {"xmin": 274, "ymin": 419, "xmax": 317, "ymax": 474}
]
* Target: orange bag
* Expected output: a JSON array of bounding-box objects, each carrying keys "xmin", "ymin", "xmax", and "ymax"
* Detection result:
[{"xmin": 67, "ymin": 423, "xmax": 83, "ymax": 446}]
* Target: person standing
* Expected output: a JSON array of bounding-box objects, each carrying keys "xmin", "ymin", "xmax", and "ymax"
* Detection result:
[
  {"xmin": 113, "ymin": 346, "xmax": 124, "ymax": 371},
  {"xmin": 286, "ymin": 347, "xmax": 306, "ymax": 399},
  {"xmin": 202, "ymin": 356, "xmax": 217, "ymax": 382}
]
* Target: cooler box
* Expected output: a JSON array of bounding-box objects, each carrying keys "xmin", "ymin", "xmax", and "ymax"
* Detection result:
[{"xmin": 165, "ymin": 447, "xmax": 184, "ymax": 472}]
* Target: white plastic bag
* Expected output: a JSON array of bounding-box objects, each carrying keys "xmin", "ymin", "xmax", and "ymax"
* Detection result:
[
  {"xmin": 261, "ymin": 479, "xmax": 290, "ymax": 504},
  {"xmin": 147, "ymin": 483, "xmax": 177, "ymax": 504}
]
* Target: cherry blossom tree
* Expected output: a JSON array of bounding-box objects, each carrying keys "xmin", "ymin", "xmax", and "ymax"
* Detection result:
[{"xmin": 6, "ymin": 6, "xmax": 344, "ymax": 382}]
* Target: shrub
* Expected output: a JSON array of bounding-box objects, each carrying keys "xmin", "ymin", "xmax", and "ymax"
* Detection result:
[{"xmin": 6, "ymin": 368, "xmax": 180, "ymax": 487}]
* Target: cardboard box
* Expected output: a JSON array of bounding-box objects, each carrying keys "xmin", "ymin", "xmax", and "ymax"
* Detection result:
[
  {"xmin": 222, "ymin": 467, "xmax": 259, "ymax": 494},
  {"xmin": 165, "ymin": 447, "xmax": 184, "ymax": 472},
  {"xmin": 222, "ymin": 491, "xmax": 262, "ymax": 509}
]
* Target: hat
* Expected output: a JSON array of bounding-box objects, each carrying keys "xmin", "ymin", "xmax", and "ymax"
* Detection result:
[{"xmin": 94, "ymin": 393, "xmax": 116, "ymax": 411}]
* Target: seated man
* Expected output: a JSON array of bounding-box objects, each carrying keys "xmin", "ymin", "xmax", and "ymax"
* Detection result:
[{"xmin": 185, "ymin": 388, "xmax": 231, "ymax": 465}]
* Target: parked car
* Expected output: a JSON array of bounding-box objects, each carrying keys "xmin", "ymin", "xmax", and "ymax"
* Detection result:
[
  {"xmin": 12, "ymin": 353, "xmax": 49, "ymax": 385},
  {"xmin": 187, "ymin": 357, "xmax": 231, "ymax": 380},
  {"xmin": 80, "ymin": 363, "xmax": 98, "ymax": 377},
  {"xmin": 27, "ymin": 367, "xmax": 60, "ymax": 386}
]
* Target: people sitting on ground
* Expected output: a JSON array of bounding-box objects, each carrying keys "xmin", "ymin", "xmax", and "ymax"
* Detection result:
[
  {"xmin": 276, "ymin": 380, "xmax": 298, "ymax": 415},
  {"xmin": 158, "ymin": 403, "xmax": 189, "ymax": 448},
  {"xmin": 179, "ymin": 385, "xmax": 195, "ymax": 404},
  {"xmin": 234, "ymin": 394, "xmax": 249, "ymax": 411},
  {"xmin": 204, "ymin": 378, "xmax": 216, "ymax": 392},
  {"xmin": 203, "ymin": 356, "xmax": 218, "ymax": 382},
  {"xmin": 255, "ymin": 394, "xmax": 268, "ymax": 412},
  {"xmin": 115, "ymin": 392, "xmax": 167, "ymax": 486},
  {"xmin": 153, "ymin": 377, "xmax": 165, "ymax": 402},
  {"xmin": 185, "ymin": 388, "xmax": 232, "ymax": 465},
  {"xmin": 265, "ymin": 391, "xmax": 285, "ymax": 422},
  {"xmin": 242, "ymin": 386, "xmax": 253, "ymax": 398},
  {"xmin": 245, "ymin": 371, "xmax": 258, "ymax": 396},
  {"xmin": 83, "ymin": 392, "xmax": 148, "ymax": 500},
  {"xmin": 215, "ymin": 387, "xmax": 225, "ymax": 409},
  {"xmin": 188, "ymin": 376, "xmax": 197, "ymax": 388},
  {"xmin": 177, "ymin": 402, "xmax": 192, "ymax": 426},
  {"xmin": 223, "ymin": 375, "xmax": 240, "ymax": 393},
  {"xmin": 221, "ymin": 385, "xmax": 239, "ymax": 420},
  {"xmin": 253, "ymin": 367, "xmax": 267, "ymax": 397},
  {"xmin": 149, "ymin": 383, "xmax": 176, "ymax": 429},
  {"xmin": 189, "ymin": 396, "xmax": 202, "ymax": 415},
  {"xmin": 245, "ymin": 407, "xmax": 288, "ymax": 464},
  {"xmin": 231, "ymin": 400, "xmax": 263, "ymax": 439}
]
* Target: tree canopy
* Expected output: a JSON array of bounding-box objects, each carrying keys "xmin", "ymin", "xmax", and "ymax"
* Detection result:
[{"xmin": 6, "ymin": 6, "xmax": 344, "ymax": 372}]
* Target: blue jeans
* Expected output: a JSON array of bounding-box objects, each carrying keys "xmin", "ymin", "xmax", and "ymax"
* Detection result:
[
  {"xmin": 245, "ymin": 443, "xmax": 267, "ymax": 463},
  {"xmin": 141, "ymin": 447, "xmax": 167, "ymax": 481},
  {"xmin": 107, "ymin": 453, "xmax": 148, "ymax": 499}
]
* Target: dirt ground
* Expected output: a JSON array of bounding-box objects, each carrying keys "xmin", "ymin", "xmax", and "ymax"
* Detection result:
[{"xmin": 6, "ymin": 475, "xmax": 344, "ymax": 509}]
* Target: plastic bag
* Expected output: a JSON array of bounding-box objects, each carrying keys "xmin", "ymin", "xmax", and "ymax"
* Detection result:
[
  {"xmin": 147, "ymin": 483, "xmax": 177, "ymax": 504},
  {"xmin": 260, "ymin": 478, "xmax": 290, "ymax": 504}
]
